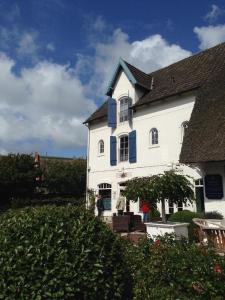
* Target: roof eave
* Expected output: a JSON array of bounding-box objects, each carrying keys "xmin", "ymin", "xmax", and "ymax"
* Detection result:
[{"xmin": 105, "ymin": 58, "xmax": 138, "ymax": 96}]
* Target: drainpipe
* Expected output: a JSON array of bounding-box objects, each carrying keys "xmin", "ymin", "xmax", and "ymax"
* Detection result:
[{"xmin": 85, "ymin": 123, "xmax": 90, "ymax": 209}]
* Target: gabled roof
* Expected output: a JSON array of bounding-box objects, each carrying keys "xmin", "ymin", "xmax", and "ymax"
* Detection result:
[
  {"xmin": 135, "ymin": 42, "xmax": 225, "ymax": 107},
  {"xmin": 83, "ymin": 100, "xmax": 108, "ymax": 124},
  {"xmin": 179, "ymin": 72, "xmax": 225, "ymax": 163},
  {"xmin": 85, "ymin": 42, "xmax": 225, "ymax": 125},
  {"xmin": 106, "ymin": 58, "xmax": 151, "ymax": 96}
]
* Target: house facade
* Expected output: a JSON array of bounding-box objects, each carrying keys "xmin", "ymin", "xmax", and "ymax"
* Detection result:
[{"xmin": 84, "ymin": 43, "xmax": 225, "ymax": 218}]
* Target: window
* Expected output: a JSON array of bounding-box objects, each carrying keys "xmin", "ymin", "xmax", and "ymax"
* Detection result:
[
  {"xmin": 181, "ymin": 121, "xmax": 189, "ymax": 142},
  {"xmin": 119, "ymin": 97, "xmax": 131, "ymax": 123},
  {"xmin": 177, "ymin": 201, "xmax": 183, "ymax": 212},
  {"xmin": 119, "ymin": 135, "xmax": 128, "ymax": 162},
  {"xmin": 98, "ymin": 140, "xmax": 104, "ymax": 154},
  {"xmin": 168, "ymin": 200, "xmax": 174, "ymax": 214},
  {"xmin": 150, "ymin": 128, "xmax": 158, "ymax": 145},
  {"xmin": 98, "ymin": 183, "xmax": 111, "ymax": 210}
]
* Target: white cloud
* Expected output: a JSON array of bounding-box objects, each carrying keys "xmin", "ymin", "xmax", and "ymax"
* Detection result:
[
  {"xmin": 0, "ymin": 53, "xmax": 96, "ymax": 154},
  {"xmin": 194, "ymin": 24, "xmax": 225, "ymax": 49},
  {"xmin": 46, "ymin": 43, "xmax": 55, "ymax": 52},
  {"xmin": 17, "ymin": 32, "xmax": 39, "ymax": 60},
  {"xmin": 204, "ymin": 4, "xmax": 224, "ymax": 23},
  {"xmin": 77, "ymin": 28, "xmax": 191, "ymax": 97}
]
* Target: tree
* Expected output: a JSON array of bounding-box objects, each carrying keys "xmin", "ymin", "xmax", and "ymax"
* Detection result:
[
  {"xmin": 43, "ymin": 158, "xmax": 86, "ymax": 198},
  {"xmin": 0, "ymin": 154, "xmax": 39, "ymax": 204},
  {"xmin": 123, "ymin": 170, "xmax": 194, "ymax": 223}
]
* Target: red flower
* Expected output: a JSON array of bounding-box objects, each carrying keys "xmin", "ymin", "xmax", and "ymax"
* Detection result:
[
  {"xmin": 155, "ymin": 239, "xmax": 161, "ymax": 246},
  {"xmin": 214, "ymin": 264, "xmax": 222, "ymax": 273}
]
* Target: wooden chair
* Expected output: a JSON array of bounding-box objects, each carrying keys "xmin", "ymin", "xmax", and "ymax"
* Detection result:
[{"xmin": 193, "ymin": 218, "xmax": 225, "ymax": 252}]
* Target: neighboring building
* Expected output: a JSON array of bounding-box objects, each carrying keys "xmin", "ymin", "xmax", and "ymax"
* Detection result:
[{"xmin": 84, "ymin": 42, "xmax": 225, "ymax": 218}]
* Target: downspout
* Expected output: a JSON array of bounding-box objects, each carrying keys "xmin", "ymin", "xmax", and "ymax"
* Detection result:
[{"xmin": 85, "ymin": 123, "xmax": 90, "ymax": 209}]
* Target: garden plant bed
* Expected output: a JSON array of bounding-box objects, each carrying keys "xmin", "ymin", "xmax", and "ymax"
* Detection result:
[{"xmin": 145, "ymin": 221, "xmax": 189, "ymax": 239}]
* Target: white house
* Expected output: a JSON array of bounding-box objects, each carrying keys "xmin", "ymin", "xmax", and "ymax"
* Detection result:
[{"xmin": 84, "ymin": 42, "xmax": 225, "ymax": 219}]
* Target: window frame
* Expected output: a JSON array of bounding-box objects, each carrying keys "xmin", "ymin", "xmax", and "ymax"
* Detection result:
[
  {"xmin": 119, "ymin": 134, "xmax": 129, "ymax": 162},
  {"xmin": 119, "ymin": 96, "xmax": 132, "ymax": 123},
  {"xmin": 149, "ymin": 127, "xmax": 159, "ymax": 147},
  {"xmin": 98, "ymin": 139, "xmax": 104, "ymax": 155},
  {"xmin": 98, "ymin": 183, "xmax": 112, "ymax": 211},
  {"xmin": 181, "ymin": 121, "xmax": 189, "ymax": 142}
]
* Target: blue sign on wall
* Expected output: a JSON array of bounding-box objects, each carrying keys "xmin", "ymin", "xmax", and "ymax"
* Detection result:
[{"xmin": 205, "ymin": 174, "xmax": 224, "ymax": 199}]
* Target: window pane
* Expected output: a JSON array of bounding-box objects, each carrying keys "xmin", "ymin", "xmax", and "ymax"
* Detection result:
[{"xmin": 120, "ymin": 135, "xmax": 128, "ymax": 161}]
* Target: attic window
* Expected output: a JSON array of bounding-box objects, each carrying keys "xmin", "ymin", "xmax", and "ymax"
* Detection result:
[
  {"xmin": 181, "ymin": 121, "xmax": 189, "ymax": 142},
  {"xmin": 171, "ymin": 76, "xmax": 176, "ymax": 84}
]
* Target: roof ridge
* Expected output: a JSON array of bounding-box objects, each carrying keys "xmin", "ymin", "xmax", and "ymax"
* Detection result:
[{"xmin": 123, "ymin": 59, "xmax": 151, "ymax": 77}]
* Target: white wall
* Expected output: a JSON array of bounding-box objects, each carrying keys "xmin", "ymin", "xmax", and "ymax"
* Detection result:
[{"xmin": 87, "ymin": 70, "xmax": 202, "ymax": 218}]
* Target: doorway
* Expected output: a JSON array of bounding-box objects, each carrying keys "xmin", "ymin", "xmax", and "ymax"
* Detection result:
[
  {"xmin": 119, "ymin": 182, "xmax": 129, "ymax": 212},
  {"xmin": 195, "ymin": 179, "xmax": 205, "ymax": 213}
]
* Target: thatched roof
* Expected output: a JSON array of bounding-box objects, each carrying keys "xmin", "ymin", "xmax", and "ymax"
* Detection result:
[{"xmin": 179, "ymin": 71, "xmax": 225, "ymax": 163}]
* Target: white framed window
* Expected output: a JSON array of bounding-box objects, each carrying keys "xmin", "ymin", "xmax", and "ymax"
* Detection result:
[
  {"xmin": 149, "ymin": 128, "xmax": 159, "ymax": 145},
  {"xmin": 98, "ymin": 140, "xmax": 104, "ymax": 155},
  {"xmin": 98, "ymin": 183, "xmax": 111, "ymax": 210},
  {"xmin": 119, "ymin": 96, "xmax": 131, "ymax": 123},
  {"xmin": 119, "ymin": 135, "xmax": 129, "ymax": 162},
  {"xmin": 181, "ymin": 121, "xmax": 189, "ymax": 142}
]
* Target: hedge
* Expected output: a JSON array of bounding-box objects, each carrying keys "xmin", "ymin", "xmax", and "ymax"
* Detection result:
[{"xmin": 0, "ymin": 206, "xmax": 131, "ymax": 299}]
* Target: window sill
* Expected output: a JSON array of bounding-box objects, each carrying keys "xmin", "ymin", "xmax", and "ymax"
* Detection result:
[
  {"xmin": 148, "ymin": 145, "xmax": 160, "ymax": 149},
  {"xmin": 97, "ymin": 153, "xmax": 105, "ymax": 157}
]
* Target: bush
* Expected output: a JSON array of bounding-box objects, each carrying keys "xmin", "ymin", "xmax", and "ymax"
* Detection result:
[
  {"xmin": 10, "ymin": 196, "xmax": 85, "ymax": 209},
  {"xmin": 124, "ymin": 234, "xmax": 225, "ymax": 299},
  {"xmin": 204, "ymin": 211, "xmax": 224, "ymax": 219},
  {"xmin": 0, "ymin": 206, "xmax": 131, "ymax": 299},
  {"xmin": 149, "ymin": 208, "xmax": 161, "ymax": 221},
  {"xmin": 43, "ymin": 159, "xmax": 86, "ymax": 198},
  {"xmin": 0, "ymin": 154, "xmax": 39, "ymax": 206},
  {"xmin": 169, "ymin": 210, "xmax": 203, "ymax": 241},
  {"xmin": 168, "ymin": 210, "xmax": 203, "ymax": 223}
]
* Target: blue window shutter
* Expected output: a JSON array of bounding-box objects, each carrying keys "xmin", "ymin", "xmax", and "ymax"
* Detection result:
[
  {"xmin": 110, "ymin": 136, "xmax": 117, "ymax": 166},
  {"xmin": 129, "ymin": 130, "xmax": 136, "ymax": 163},
  {"xmin": 108, "ymin": 97, "xmax": 117, "ymax": 128}
]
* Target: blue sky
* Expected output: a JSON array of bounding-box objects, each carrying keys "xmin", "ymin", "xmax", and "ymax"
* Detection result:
[{"xmin": 0, "ymin": 0, "xmax": 225, "ymax": 157}]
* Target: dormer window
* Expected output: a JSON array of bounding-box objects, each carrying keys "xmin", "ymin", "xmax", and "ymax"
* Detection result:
[
  {"xmin": 119, "ymin": 96, "xmax": 131, "ymax": 123},
  {"xmin": 181, "ymin": 121, "xmax": 189, "ymax": 142}
]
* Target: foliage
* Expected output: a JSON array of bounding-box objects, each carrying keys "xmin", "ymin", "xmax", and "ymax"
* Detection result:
[
  {"xmin": 87, "ymin": 188, "xmax": 96, "ymax": 215},
  {"xmin": 204, "ymin": 211, "xmax": 224, "ymax": 220},
  {"xmin": 43, "ymin": 158, "xmax": 86, "ymax": 198},
  {"xmin": 0, "ymin": 154, "xmax": 39, "ymax": 204},
  {"xmin": 149, "ymin": 208, "xmax": 161, "ymax": 221},
  {"xmin": 169, "ymin": 210, "xmax": 203, "ymax": 241},
  {"xmin": 123, "ymin": 234, "xmax": 225, "ymax": 300},
  {"xmin": 124, "ymin": 170, "xmax": 194, "ymax": 222},
  {"xmin": 0, "ymin": 206, "xmax": 131, "ymax": 299},
  {"xmin": 10, "ymin": 196, "xmax": 85, "ymax": 209},
  {"xmin": 169, "ymin": 210, "xmax": 203, "ymax": 223}
]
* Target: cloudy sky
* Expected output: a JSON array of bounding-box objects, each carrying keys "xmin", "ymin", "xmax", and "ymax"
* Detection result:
[{"xmin": 0, "ymin": 0, "xmax": 225, "ymax": 157}]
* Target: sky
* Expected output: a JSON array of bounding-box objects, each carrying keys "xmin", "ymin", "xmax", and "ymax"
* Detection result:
[{"xmin": 0, "ymin": 0, "xmax": 225, "ymax": 158}]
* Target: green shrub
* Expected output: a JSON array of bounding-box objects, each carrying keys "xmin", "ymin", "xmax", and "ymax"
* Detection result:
[
  {"xmin": 168, "ymin": 210, "xmax": 203, "ymax": 223},
  {"xmin": 124, "ymin": 234, "xmax": 225, "ymax": 300},
  {"xmin": 204, "ymin": 211, "xmax": 224, "ymax": 219},
  {"xmin": 0, "ymin": 206, "xmax": 131, "ymax": 299},
  {"xmin": 149, "ymin": 208, "xmax": 161, "ymax": 220},
  {"xmin": 169, "ymin": 210, "xmax": 203, "ymax": 241},
  {"xmin": 10, "ymin": 196, "xmax": 85, "ymax": 209}
]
